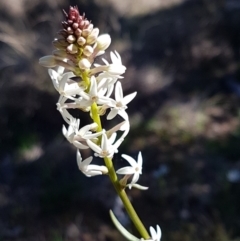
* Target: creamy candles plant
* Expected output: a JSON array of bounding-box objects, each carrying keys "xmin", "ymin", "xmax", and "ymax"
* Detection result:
[{"xmin": 39, "ymin": 6, "xmax": 161, "ymax": 241}]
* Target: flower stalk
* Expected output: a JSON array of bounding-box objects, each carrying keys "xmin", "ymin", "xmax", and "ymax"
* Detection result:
[{"xmin": 39, "ymin": 6, "xmax": 161, "ymax": 241}]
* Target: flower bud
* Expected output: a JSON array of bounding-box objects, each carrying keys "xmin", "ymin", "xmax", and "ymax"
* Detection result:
[
  {"xmin": 75, "ymin": 28, "xmax": 82, "ymax": 36},
  {"xmin": 107, "ymin": 64, "xmax": 126, "ymax": 75},
  {"xmin": 72, "ymin": 22, "xmax": 79, "ymax": 29},
  {"xmin": 52, "ymin": 39, "xmax": 68, "ymax": 49},
  {"xmin": 67, "ymin": 26, "xmax": 73, "ymax": 34},
  {"xmin": 96, "ymin": 34, "xmax": 111, "ymax": 51},
  {"xmin": 58, "ymin": 30, "xmax": 68, "ymax": 37},
  {"xmin": 83, "ymin": 45, "xmax": 94, "ymax": 57},
  {"xmin": 77, "ymin": 36, "xmax": 86, "ymax": 46},
  {"xmin": 57, "ymin": 38, "xmax": 69, "ymax": 46},
  {"xmin": 53, "ymin": 50, "xmax": 67, "ymax": 58},
  {"xmin": 82, "ymin": 28, "xmax": 92, "ymax": 37},
  {"xmin": 39, "ymin": 55, "xmax": 57, "ymax": 68},
  {"xmin": 87, "ymin": 28, "xmax": 99, "ymax": 44},
  {"xmin": 78, "ymin": 58, "xmax": 91, "ymax": 69},
  {"xmin": 67, "ymin": 35, "xmax": 76, "ymax": 43},
  {"xmin": 87, "ymin": 24, "xmax": 94, "ymax": 32},
  {"xmin": 67, "ymin": 44, "xmax": 78, "ymax": 54}
]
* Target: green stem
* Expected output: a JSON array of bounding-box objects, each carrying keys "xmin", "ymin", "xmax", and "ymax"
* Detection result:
[
  {"xmin": 91, "ymin": 103, "xmax": 150, "ymax": 240},
  {"xmin": 104, "ymin": 156, "xmax": 150, "ymax": 239},
  {"xmin": 91, "ymin": 103, "xmax": 102, "ymax": 132},
  {"xmin": 81, "ymin": 72, "xmax": 150, "ymax": 239},
  {"xmin": 81, "ymin": 70, "xmax": 90, "ymax": 91}
]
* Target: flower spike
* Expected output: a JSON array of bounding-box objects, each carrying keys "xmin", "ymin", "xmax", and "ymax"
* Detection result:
[{"xmin": 39, "ymin": 5, "xmax": 162, "ymax": 241}]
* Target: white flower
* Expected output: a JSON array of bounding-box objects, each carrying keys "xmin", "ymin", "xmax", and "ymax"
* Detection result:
[
  {"xmin": 150, "ymin": 225, "xmax": 162, "ymax": 241},
  {"xmin": 107, "ymin": 81, "xmax": 137, "ymax": 120},
  {"xmin": 75, "ymin": 122, "xmax": 102, "ymax": 146},
  {"xmin": 95, "ymin": 34, "xmax": 111, "ymax": 53},
  {"xmin": 56, "ymin": 95, "xmax": 74, "ymax": 124},
  {"xmin": 87, "ymin": 131, "xmax": 122, "ymax": 158},
  {"xmin": 62, "ymin": 117, "xmax": 79, "ymax": 143},
  {"xmin": 39, "ymin": 55, "xmax": 57, "ymax": 67},
  {"xmin": 48, "ymin": 66, "xmax": 65, "ymax": 81},
  {"xmin": 79, "ymin": 58, "xmax": 92, "ymax": 70},
  {"xmin": 126, "ymin": 183, "xmax": 148, "ymax": 190},
  {"xmin": 116, "ymin": 152, "xmax": 143, "ymax": 189},
  {"xmin": 110, "ymin": 211, "xmax": 162, "ymax": 241},
  {"xmin": 106, "ymin": 120, "xmax": 130, "ymax": 143},
  {"xmin": 48, "ymin": 68, "xmax": 81, "ymax": 97},
  {"xmin": 77, "ymin": 150, "xmax": 108, "ymax": 177},
  {"xmin": 79, "ymin": 76, "xmax": 113, "ymax": 107},
  {"xmin": 141, "ymin": 225, "xmax": 162, "ymax": 241},
  {"xmin": 90, "ymin": 51, "xmax": 126, "ymax": 77},
  {"xmin": 62, "ymin": 118, "xmax": 102, "ymax": 149}
]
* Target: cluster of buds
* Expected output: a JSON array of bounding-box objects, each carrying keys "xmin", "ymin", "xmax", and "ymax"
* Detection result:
[{"xmin": 39, "ymin": 6, "xmax": 161, "ymax": 241}]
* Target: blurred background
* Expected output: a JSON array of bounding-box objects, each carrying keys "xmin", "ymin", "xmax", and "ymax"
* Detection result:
[{"xmin": 1, "ymin": 0, "xmax": 240, "ymax": 240}]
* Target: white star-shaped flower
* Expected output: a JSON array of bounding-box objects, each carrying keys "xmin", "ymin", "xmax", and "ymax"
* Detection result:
[
  {"xmin": 62, "ymin": 116, "xmax": 79, "ymax": 143},
  {"xmin": 150, "ymin": 225, "xmax": 162, "ymax": 241},
  {"xmin": 56, "ymin": 95, "xmax": 74, "ymax": 124},
  {"xmin": 106, "ymin": 120, "xmax": 130, "ymax": 144},
  {"xmin": 48, "ymin": 66, "xmax": 64, "ymax": 82},
  {"xmin": 110, "ymin": 210, "xmax": 162, "ymax": 241},
  {"xmin": 116, "ymin": 152, "xmax": 143, "ymax": 188},
  {"xmin": 48, "ymin": 67, "xmax": 81, "ymax": 97},
  {"xmin": 107, "ymin": 81, "xmax": 137, "ymax": 120},
  {"xmin": 90, "ymin": 51, "xmax": 126, "ymax": 77},
  {"xmin": 141, "ymin": 225, "xmax": 162, "ymax": 241},
  {"xmin": 76, "ymin": 150, "xmax": 108, "ymax": 177},
  {"xmin": 79, "ymin": 76, "xmax": 113, "ymax": 107},
  {"xmin": 87, "ymin": 131, "xmax": 122, "ymax": 158},
  {"xmin": 62, "ymin": 118, "xmax": 102, "ymax": 149}
]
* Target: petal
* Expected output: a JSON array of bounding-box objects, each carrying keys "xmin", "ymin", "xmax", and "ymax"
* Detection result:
[
  {"xmin": 131, "ymin": 173, "xmax": 140, "ymax": 184},
  {"xmin": 107, "ymin": 121, "xmax": 126, "ymax": 137},
  {"xmin": 116, "ymin": 166, "xmax": 134, "ymax": 175},
  {"xmin": 106, "ymin": 83, "xmax": 114, "ymax": 97},
  {"xmin": 80, "ymin": 90, "xmax": 90, "ymax": 101},
  {"xmin": 49, "ymin": 69, "xmax": 59, "ymax": 91},
  {"xmin": 78, "ymin": 124, "xmax": 91, "ymax": 136},
  {"xmin": 107, "ymin": 109, "xmax": 119, "ymax": 120},
  {"xmin": 123, "ymin": 92, "xmax": 137, "ymax": 105},
  {"xmin": 89, "ymin": 76, "xmax": 98, "ymax": 96},
  {"xmin": 59, "ymin": 72, "xmax": 69, "ymax": 92},
  {"xmin": 62, "ymin": 125, "xmax": 67, "ymax": 137},
  {"xmin": 156, "ymin": 225, "xmax": 162, "ymax": 241},
  {"xmin": 128, "ymin": 183, "xmax": 149, "ymax": 190},
  {"xmin": 48, "ymin": 69, "xmax": 58, "ymax": 81},
  {"xmin": 115, "ymin": 81, "xmax": 123, "ymax": 101},
  {"xmin": 121, "ymin": 154, "xmax": 137, "ymax": 167},
  {"xmin": 84, "ymin": 132, "xmax": 102, "ymax": 139},
  {"xmin": 109, "ymin": 210, "xmax": 139, "ymax": 241},
  {"xmin": 87, "ymin": 165, "xmax": 108, "ymax": 174},
  {"xmin": 108, "ymin": 132, "xmax": 117, "ymax": 145},
  {"xmin": 81, "ymin": 156, "xmax": 93, "ymax": 167},
  {"xmin": 84, "ymin": 170, "xmax": 103, "ymax": 177},
  {"xmin": 110, "ymin": 51, "xmax": 118, "ymax": 63},
  {"xmin": 118, "ymin": 110, "xmax": 129, "ymax": 120},
  {"xmin": 150, "ymin": 226, "xmax": 158, "ymax": 241},
  {"xmin": 60, "ymin": 109, "xmax": 73, "ymax": 124},
  {"xmin": 76, "ymin": 150, "xmax": 82, "ymax": 167},
  {"xmin": 114, "ymin": 51, "xmax": 122, "ymax": 64},
  {"xmin": 137, "ymin": 152, "xmax": 143, "ymax": 167},
  {"xmin": 57, "ymin": 66, "xmax": 65, "ymax": 75},
  {"xmin": 102, "ymin": 58, "xmax": 109, "ymax": 65},
  {"xmin": 101, "ymin": 132, "xmax": 109, "ymax": 152},
  {"xmin": 97, "ymin": 96, "xmax": 114, "ymax": 105},
  {"xmin": 73, "ymin": 141, "xmax": 89, "ymax": 149},
  {"xmin": 87, "ymin": 139, "xmax": 102, "ymax": 154}
]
